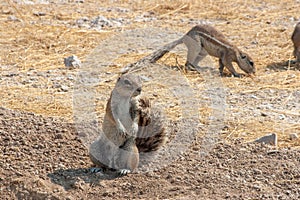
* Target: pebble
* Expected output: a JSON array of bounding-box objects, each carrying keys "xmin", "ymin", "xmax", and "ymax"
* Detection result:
[
  {"xmin": 7, "ymin": 15, "xmax": 20, "ymax": 22},
  {"xmin": 61, "ymin": 85, "xmax": 69, "ymax": 92},
  {"xmin": 64, "ymin": 55, "xmax": 81, "ymax": 69},
  {"xmin": 76, "ymin": 17, "xmax": 89, "ymax": 26},
  {"xmin": 253, "ymin": 133, "xmax": 277, "ymax": 146},
  {"xmin": 33, "ymin": 11, "xmax": 46, "ymax": 16},
  {"xmin": 289, "ymin": 133, "xmax": 298, "ymax": 141},
  {"xmin": 140, "ymin": 75, "xmax": 151, "ymax": 82}
]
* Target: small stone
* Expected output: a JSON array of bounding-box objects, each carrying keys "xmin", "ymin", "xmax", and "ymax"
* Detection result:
[
  {"xmin": 60, "ymin": 85, "xmax": 69, "ymax": 92},
  {"xmin": 2, "ymin": 9, "xmax": 13, "ymax": 15},
  {"xmin": 64, "ymin": 55, "xmax": 81, "ymax": 69},
  {"xmin": 91, "ymin": 16, "xmax": 112, "ymax": 27},
  {"xmin": 140, "ymin": 75, "xmax": 151, "ymax": 82},
  {"xmin": 67, "ymin": 75, "xmax": 74, "ymax": 80},
  {"xmin": 55, "ymin": 133, "xmax": 63, "ymax": 139},
  {"xmin": 289, "ymin": 133, "xmax": 298, "ymax": 141},
  {"xmin": 33, "ymin": 11, "xmax": 46, "ymax": 16},
  {"xmin": 7, "ymin": 15, "xmax": 20, "ymax": 22},
  {"xmin": 253, "ymin": 133, "xmax": 277, "ymax": 146},
  {"xmin": 261, "ymin": 112, "xmax": 268, "ymax": 117},
  {"xmin": 76, "ymin": 17, "xmax": 89, "ymax": 26}
]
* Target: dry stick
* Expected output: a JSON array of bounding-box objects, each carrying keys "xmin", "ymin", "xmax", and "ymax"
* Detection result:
[
  {"xmin": 283, "ymin": 53, "xmax": 293, "ymax": 83},
  {"xmin": 6, "ymin": 0, "xmax": 27, "ymax": 24},
  {"xmin": 225, "ymin": 125, "xmax": 238, "ymax": 139},
  {"xmin": 282, "ymin": 92, "xmax": 293, "ymax": 106},
  {"xmin": 174, "ymin": 56, "xmax": 185, "ymax": 73},
  {"xmin": 268, "ymin": 109, "xmax": 300, "ymax": 116},
  {"xmin": 145, "ymin": 4, "xmax": 160, "ymax": 12},
  {"xmin": 159, "ymin": 4, "xmax": 188, "ymax": 17}
]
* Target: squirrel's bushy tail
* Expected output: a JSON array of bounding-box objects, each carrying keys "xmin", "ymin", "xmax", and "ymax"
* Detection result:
[
  {"xmin": 135, "ymin": 98, "xmax": 167, "ymax": 153},
  {"xmin": 146, "ymin": 38, "xmax": 183, "ymax": 63},
  {"xmin": 122, "ymin": 38, "xmax": 183, "ymax": 73}
]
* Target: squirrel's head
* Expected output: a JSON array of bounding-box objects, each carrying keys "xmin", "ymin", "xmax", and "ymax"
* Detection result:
[
  {"xmin": 115, "ymin": 74, "xmax": 142, "ymax": 97},
  {"xmin": 237, "ymin": 51, "xmax": 255, "ymax": 75}
]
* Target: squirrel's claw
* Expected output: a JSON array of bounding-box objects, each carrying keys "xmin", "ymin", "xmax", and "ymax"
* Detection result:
[
  {"xmin": 118, "ymin": 169, "xmax": 131, "ymax": 176},
  {"xmin": 89, "ymin": 167, "xmax": 103, "ymax": 174}
]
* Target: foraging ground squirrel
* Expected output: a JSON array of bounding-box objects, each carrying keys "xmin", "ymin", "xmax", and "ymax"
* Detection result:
[
  {"xmin": 126, "ymin": 24, "xmax": 255, "ymax": 77},
  {"xmin": 292, "ymin": 22, "xmax": 300, "ymax": 62},
  {"xmin": 89, "ymin": 74, "xmax": 167, "ymax": 176}
]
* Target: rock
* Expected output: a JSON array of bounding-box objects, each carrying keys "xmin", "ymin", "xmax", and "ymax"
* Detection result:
[
  {"xmin": 7, "ymin": 15, "xmax": 20, "ymax": 22},
  {"xmin": 60, "ymin": 85, "xmax": 69, "ymax": 92},
  {"xmin": 64, "ymin": 55, "xmax": 81, "ymax": 69},
  {"xmin": 289, "ymin": 133, "xmax": 298, "ymax": 141},
  {"xmin": 253, "ymin": 133, "xmax": 277, "ymax": 146},
  {"xmin": 33, "ymin": 11, "xmax": 46, "ymax": 16},
  {"xmin": 76, "ymin": 17, "xmax": 89, "ymax": 27},
  {"xmin": 140, "ymin": 75, "xmax": 151, "ymax": 82},
  {"xmin": 91, "ymin": 16, "xmax": 113, "ymax": 28}
]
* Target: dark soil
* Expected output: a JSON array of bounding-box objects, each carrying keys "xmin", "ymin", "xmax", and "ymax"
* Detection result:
[{"xmin": 1, "ymin": 107, "xmax": 299, "ymax": 199}]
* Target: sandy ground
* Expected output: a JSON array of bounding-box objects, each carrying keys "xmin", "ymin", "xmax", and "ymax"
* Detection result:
[{"xmin": 0, "ymin": 0, "xmax": 300, "ymax": 199}]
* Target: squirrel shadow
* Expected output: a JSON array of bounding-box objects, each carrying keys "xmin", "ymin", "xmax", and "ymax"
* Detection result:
[
  {"xmin": 47, "ymin": 167, "xmax": 120, "ymax": 190},
  {"xmin": 169, "ymin": 64, "xmax": 244, "ymax": 77},
  {"xmin": 266, "ymin": 60, "xmax": 300, "ymax": 71}
]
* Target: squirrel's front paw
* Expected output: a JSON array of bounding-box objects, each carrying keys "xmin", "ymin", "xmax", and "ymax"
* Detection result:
[
  {"xmin": 233, "ymin": 73, "xmax": 243, "ymax": 78},
  {"xmin": 117, "ymin": 124, "xmax": 127, "ymax": 136}
]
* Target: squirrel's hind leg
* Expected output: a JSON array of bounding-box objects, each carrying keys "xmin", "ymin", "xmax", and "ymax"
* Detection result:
[{"xmin": 89, "ymin": 167, "xmax": 104, "ymax": 173}]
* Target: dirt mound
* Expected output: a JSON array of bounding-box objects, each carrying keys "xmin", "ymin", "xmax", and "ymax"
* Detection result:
[{"xmin": 1, "ymin": 107, "xmax": 299, "ymax": 199}]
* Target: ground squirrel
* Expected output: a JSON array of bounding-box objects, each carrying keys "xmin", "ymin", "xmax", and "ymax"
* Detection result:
[
  {"xmin": 89, "ymin": 74, "xmax": 167, "ymax": 176},
  {"xmin": 292, "ymin": 22, "xmax": 300, "ymax": 62},
  {"xmin": 125, "ymin": 24, "xmax": 255, "ymax": 77}
]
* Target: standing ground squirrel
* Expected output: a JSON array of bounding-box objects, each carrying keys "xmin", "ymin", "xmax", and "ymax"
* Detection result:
[
  {"xmin": 126, "ymin": 24, "xmax": 255, "ymax": 77},
  {"xmin": 89, "ymin": 74, "xmax": 167, "ymax": 176},
  {"xmin": 292, "ymin": 22, "xmax": 300, "ymax": 62}
]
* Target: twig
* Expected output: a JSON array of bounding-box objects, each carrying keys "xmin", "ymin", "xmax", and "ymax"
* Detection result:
[
  {"xmin": 159, "ymin": 4, "xmax": 188, "ymax": 17},
  {"xmin": 268, "ymin": 109, "xmax": 300, "ymax": 116},
  {"xmin": 6, "ymin": 0, "xmax": 27, "ymax": 24}
]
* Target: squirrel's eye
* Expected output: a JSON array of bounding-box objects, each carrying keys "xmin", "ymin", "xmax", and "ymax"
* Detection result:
[
  {"xmin": 241, "ymin": 54, "xmax": 247, "ymax": 59},
  {"xmin": 124, "ymin": 79, "xmax": 131, "ymax": 85},
  {"xmin": 249, "ymin": 61, "xmax": 254, "ymax": 66}
]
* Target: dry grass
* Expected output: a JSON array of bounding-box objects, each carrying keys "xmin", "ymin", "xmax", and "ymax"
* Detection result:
[{"xmin": 0, "ymin": 0, "xmax": 299, "ymax": 147}]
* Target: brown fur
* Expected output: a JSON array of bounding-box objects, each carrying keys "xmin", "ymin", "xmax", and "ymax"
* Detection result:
[
  {"xmin": 124, "ymin": 24, "xmax": 255, "ymax": 77},
  {"xmin": 89, "ymin": 74, "xmax": 166, "ymax": 175},
  {"xmin": 185, "ymin": 25, "xmax": 254, "ymax": 76},
  {"xmin": 292, "ymin": 22, "xmax": 300, "ymax": 62}
]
